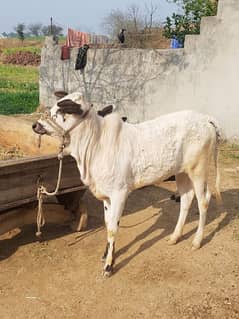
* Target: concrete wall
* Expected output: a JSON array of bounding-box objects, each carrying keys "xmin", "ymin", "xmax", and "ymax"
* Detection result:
[{"xmin": 40, "ymin": 0, "xmax": 239, "ymax": 140}]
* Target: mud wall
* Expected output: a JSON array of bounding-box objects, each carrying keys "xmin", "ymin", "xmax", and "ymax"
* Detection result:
[{"xmin": 40, "ymin": 0, "xmax": 239, "ymax": 140}]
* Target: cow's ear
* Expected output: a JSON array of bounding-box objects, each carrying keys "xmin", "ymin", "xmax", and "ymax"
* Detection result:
[
  {"xmin": 54, "ymin": 91, "xmax": 68, "ymax": 99},
  {"xmin": 97, "ymin": 105, "xmax": 113, "ymax": 117},
  {"xmin": 57, "ymin": 99, "xmax": 83, "ymax": 115}
]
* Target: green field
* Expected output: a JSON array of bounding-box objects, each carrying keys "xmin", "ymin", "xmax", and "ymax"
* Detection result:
[
  {"xmin": 2, "ymin": 46, "xmax": 41, "ymax": 56},
  {"xmin": 0, "ymin": 64, "xmax": 39, "ymax": 114}
]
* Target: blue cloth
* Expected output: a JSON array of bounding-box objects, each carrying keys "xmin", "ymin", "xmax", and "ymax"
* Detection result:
[{"xmin": 170, "ymin": 38, "xmax": 183, "ymax": 48}]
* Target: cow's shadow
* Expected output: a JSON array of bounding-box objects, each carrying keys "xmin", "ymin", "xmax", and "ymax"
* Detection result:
[
  {"xmin": 0, "ymin": 186, "xmax": 238, "ymax": 265},
  {"xmin": 113, "ymin": 186, "xmax": 238, "ymax": 273}
]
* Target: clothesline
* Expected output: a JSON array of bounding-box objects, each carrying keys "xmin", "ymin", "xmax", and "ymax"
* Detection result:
[
  {"xmin": 65, "ymin": 28, "xmax": 109, "ymax": 48},
  {"xmin": 61, "ymin": 28, "xmax": 110, "ymax": 61}
]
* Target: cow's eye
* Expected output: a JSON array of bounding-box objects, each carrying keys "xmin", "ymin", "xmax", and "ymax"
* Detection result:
[{"xmin": 56, "ymin": 109, "xmax": 67, "ymax": 122}]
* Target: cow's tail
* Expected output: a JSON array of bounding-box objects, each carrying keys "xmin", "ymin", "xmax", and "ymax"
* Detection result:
[
  {"xmin": 214, "ymin": 140, "xmax": 222, "ymax": 203},
  {"xmin": 209, "ymin": 119, "xmax": 224, "ymax": 204}
]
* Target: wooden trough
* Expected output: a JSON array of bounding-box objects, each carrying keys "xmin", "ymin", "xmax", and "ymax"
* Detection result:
[{"xmin": 0, "ymin": 155, "xmax": 87, "ymax": 234}]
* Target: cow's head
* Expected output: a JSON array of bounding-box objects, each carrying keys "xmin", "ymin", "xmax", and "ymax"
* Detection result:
[{"xmin": 32, "ymin": 91, "xmax": 92, "ymax": 137}]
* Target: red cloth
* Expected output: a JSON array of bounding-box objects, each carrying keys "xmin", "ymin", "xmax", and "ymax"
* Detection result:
[
  {"xmin": 66, "ymin": 28, "xmax": 89, "ymax": 48},
  {"xmin": 61, "ymin": 45, "xmax": 70, "ymax": 60}
]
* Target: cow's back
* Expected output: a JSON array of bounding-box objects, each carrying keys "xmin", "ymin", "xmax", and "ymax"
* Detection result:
[{"xmin": 125, "ymin": 110, "xmax": 216, "ymax": 188}]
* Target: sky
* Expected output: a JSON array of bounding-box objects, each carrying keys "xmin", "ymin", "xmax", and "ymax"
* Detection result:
[{"xmin": 0, "ymin": 0, "xmax": 179, "ymax": 35}]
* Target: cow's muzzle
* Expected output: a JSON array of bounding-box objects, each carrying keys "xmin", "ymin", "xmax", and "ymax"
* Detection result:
[{"xmin": 32, "ymin": 122, "xmax": 48, "ymax": 135}]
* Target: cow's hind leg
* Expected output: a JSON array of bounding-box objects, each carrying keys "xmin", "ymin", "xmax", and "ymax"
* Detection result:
[
  {"xmin": 103, "ymin": 190, "xmax": 127, "ymax": 277},
  {"xmin": 169, "ymin": 173, "xmax": 194, "ymax": 245},
  {"xmin": 189, "ymin": 162, "xmax": 211, "ymax": 250}
]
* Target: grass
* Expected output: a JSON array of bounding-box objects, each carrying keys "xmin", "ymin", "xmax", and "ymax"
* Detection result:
[
  {"xmin": 0, "ymin": 78, "xmax": 38, "ymax": 91},
  {"xmin": 0, "ymin": 64, "xmax": 38, "ymax": 82},
  {"xmin": 0, "ymin": 38, "xmax": 44, "ymax": 50},
  {"xmin": 0, "ymin": 37, "xmax": 65, "ymax": 51},
  {"xmin": 0, "ymin": 91, "xmax": 39, "ymax": 114},
  {"xmin": 220, "ymin": 143, "xmax": 239, "ymax": 163},
  {"xmin": 2, "ymin": 46, "xmax": 41, "ymax": 55},
  {"xmin": 0, "ymin": 64, "xmax": 39, "ymax": 115}
]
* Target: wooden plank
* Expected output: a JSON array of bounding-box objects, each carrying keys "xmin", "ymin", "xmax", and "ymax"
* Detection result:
[
  {"xmin": 0, "ymin": 155, "xmax": 85, "ymax": 212},
  {"xmin": 0, "ymin": 185, "xmax": 86, "ymax": 212}
]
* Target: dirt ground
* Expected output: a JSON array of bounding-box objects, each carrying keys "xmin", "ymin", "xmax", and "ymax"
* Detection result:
[{"xmin": 0, "ymin": 147, "xmax": 239, "ymax": 319}]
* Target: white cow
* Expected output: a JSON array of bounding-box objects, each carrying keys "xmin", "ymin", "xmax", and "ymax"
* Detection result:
[{"xmin": 33, "ymin": 91, "xmax": 222, "ymax": 276}]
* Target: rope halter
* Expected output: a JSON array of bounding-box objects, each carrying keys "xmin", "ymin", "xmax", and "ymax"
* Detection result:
[
  {"xmin": 36, "ymin": 109, "xmax": 80, "ymax": 237},
  {"xmin": 35, "ymin": 107, "xmax": 90, "ymax": 237}
]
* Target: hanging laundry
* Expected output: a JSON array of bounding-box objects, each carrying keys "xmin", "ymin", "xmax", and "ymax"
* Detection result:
[
  {"xmin": 75, "ymin": 44, "xmax": 90, "ymax": 71},
  {"xmin": 89, "ymin": 34, "xmax": 109, "ymax": 45},
  {"xmin": 61, "ymin": 45, "xmax": 70, "ymax": 60},
  {"xmin": 66, "ymin": 28, "xmax": 89, "ymax": 48},
  {"xmin": 61, "ymin": 28, "xmax": 89, "ymax": 61}
]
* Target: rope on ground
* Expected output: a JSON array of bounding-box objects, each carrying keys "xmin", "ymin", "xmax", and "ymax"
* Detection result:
[{"xmin": 36, "ymin": 156, "xmax": 63, "ymax": 237}]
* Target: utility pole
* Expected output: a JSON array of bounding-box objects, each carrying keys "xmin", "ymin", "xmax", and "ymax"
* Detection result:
[{"xmin": 50, "ymin": 17, "xmax": 53, "ymax": 35}]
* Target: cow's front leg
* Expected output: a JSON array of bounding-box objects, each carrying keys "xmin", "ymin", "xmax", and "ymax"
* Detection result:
[
  {"xmin": 103, "ymin": 191, "xmax": 127, "ymax": 277},
  {"xmin": 102, "ymin": 199, "xmax": 111, "ymax": 262}
]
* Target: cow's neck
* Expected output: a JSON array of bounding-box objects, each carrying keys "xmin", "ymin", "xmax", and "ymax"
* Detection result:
[{"xmin": 69, "ymin": 110, "xmax": 101, "ymax": 185}]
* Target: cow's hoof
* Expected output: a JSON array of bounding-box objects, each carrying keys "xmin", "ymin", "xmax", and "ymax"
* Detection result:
[
  {"xmin": 168, "ymin": 236, "xmax": 178, "ymax": 245},
  {"xmin": 103, "ymin": 265, "xmax": 113, "ymax": 277},
  {"xmin": 191, "ymin": 241, "xmax": 201, "ymax": 250},
  {"xmin": 168, "ymin": 239, "xmax": 177, "ymax": 245}
]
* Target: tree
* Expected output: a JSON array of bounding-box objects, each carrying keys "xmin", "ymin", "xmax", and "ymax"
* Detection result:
[
  {"xmin": 102, "ymin": 2, "xmax": 160, "ymax": 42},
  {"xmin": 102, "ymin": 7, "xmax": 144, "ymax": 40},
  {"xmin": 28, "ymin": 23, "xmax": 43, "ymax": 37},
  {"xmin": 144, "ymin": 2, "xmax": 159, "ymax": 31},
  {"xmin": 41, "ymin": 24, "xmax": 63, "ymax": 37},
  {"xmin": 102, "ymin": 9, "xmax": 127, "ymax": 39},
  {"xmin": 5, "ymin": 32, "xmax": 17, "ymax": 38},
  {"xmin": 127, "ymin": 4, "xmax": 143, "ymax": 32},
  {"xmin": 163, "ymin": 0, "xmax": 218, "ymax": 46},
  {"xmin": 14, "ymin": 23, "xmax": 25, "ymax": 41}
]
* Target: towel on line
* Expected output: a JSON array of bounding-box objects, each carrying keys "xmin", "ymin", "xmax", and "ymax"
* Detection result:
[{"xmin": 66, "ymin": 28, "xmax": 89, "ymax": 48}]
